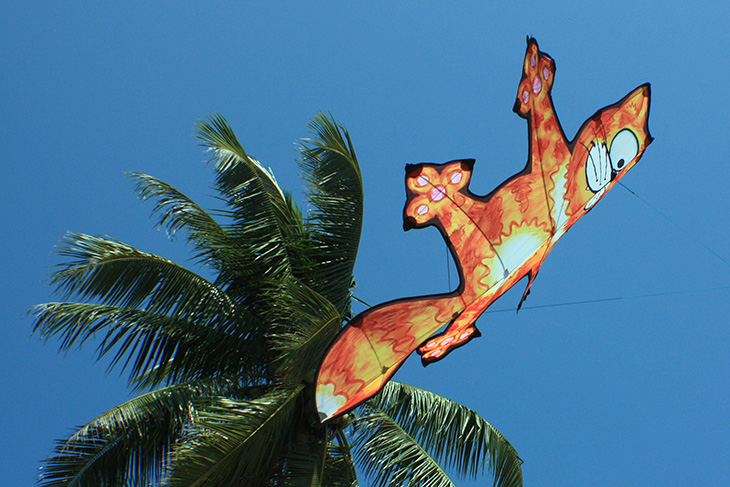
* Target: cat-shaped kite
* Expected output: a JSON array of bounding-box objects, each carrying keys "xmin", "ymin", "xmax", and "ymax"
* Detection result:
[{"xmin": 316, "ymin": 37, "xmax": 652, "ymax": 421}]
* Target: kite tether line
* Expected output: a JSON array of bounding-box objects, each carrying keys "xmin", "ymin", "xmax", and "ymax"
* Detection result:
[
  {"xmin": 485, "ymin": 285, "xmax": 730, "ymax": 314},
  {"xmin": 619, "ymin": 182, "xmax": 730, "ymax": 270}
]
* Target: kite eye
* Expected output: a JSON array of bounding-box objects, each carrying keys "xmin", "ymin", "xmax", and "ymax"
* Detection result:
[
  {"xmin": 585, "ymin": 142, "xmax": 611, "ymax": 193},
  {"xmin": 609, "ymin": 129, "xmax": 639, "ymax": 172}
]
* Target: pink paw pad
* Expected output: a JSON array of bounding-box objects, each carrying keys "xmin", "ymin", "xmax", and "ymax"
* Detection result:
[
  {"xmin": 532, "ymin": 76, "xmax": 542, "ymax": 95},
  {"xmin": 430, "ymin": 186, "xmax": 446, "ymax": 201}
]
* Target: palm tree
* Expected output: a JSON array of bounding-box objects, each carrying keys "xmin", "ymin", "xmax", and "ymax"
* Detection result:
[{"xmin": 32, "ymin": 113, "xmax": 523, "ymax": 487}]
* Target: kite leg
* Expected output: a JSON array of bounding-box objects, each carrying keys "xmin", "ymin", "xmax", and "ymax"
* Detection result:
[
  {"xmin": 516, "ymin": 270, "xmax": 538, "ymax": 312},
  {"xmin": 417, "ymin": 312, "xmax": 481, "ymax": 364},
  {"xmin": 417, "ymin": 289, "xmax": 501, "ymax": 363}
]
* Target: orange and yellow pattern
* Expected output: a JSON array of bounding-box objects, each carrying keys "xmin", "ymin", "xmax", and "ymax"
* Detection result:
[{"xmin": 316, "ymin": 38, "xmax": 652, "ymax": 421}]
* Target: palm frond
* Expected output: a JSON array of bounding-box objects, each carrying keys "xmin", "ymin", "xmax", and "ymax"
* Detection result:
[
  {"xmin": 350, "ymin": 404, "xmax": 455, "ymax": 487},
  {"xmin": 278, "ymin": 190, "xmax": 320, "ymax": 285},
  {"xmin": 50, "ymin": 233, "xmax": 239, "ymax": 319},
  {"xmin": 195, "ymin": 113, "xmax": 284, "ymax": 204},
  {"xmin": 167, "ymin": 386, "xmax": 303, "ymax": 487},
  {"xmin": 370, "ymin": 381, "xmax": 523, "ymax": 487},
  {"xmin": 195, "ymin": 114, "xmax": 306, "ymax": 290},
  {"xmin": 266, "ymin": 417, "xmax": 328, "ymax": 487},
  {"xmin": 299, "ymin": 113, "xmax": 364, "ymax": 319},
  {"xmin": 39, "ymin": 378, "xmax": 241, "ymax": 487},
  {"xmin": 267, "ymin": 423, "xmax": 359, "ymax": 487},
  {"xmin": 126, "ymin": 173, "xmax": 231, "ymax": 268},
  {"xmin": 32, "ymin": 302, "xmax": 267, "ymax": 388},
  {"xmin": 268, "ymin": 278, "xmax": 343, "ymax": 383},
  {"xmin": 322, "ymin": 430, "xmax": 359, "ymax": 487}
]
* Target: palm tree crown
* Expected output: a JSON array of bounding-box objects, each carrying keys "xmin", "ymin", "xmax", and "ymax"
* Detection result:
[{"xmin": 33, "ymin": 113, "xmax": 523, "ymax": 486}]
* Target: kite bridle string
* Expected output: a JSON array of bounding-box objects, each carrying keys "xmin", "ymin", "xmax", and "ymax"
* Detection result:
[
  {"xmin": 422, "ymin": 177, "xmax": 510, "ymax": 280},
  {"xmin": 619, "ymin": 181, "xmax": 730, "ymax": 270}
]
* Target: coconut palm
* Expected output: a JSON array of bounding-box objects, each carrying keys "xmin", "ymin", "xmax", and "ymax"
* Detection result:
[{"xmin": 32, "ymin": 113, "xmax": 523, "ymax": 487}]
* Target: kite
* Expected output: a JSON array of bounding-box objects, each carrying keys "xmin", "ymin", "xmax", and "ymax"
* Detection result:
[{"xmin": 316, "ymin": 37, "xmax": 652, "ymax": 422}]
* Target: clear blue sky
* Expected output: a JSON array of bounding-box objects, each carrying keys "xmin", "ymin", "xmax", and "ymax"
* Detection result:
[{"xmin": 3, "ymin": 2, "xmax": 729, "ymax": 486}]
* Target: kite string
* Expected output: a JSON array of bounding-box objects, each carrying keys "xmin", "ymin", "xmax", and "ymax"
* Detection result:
[
  {"xmin": 484, "ymin": 284, "xmax": 730, "ymax": 314},
  {"xmin": 619, "ymin": 182, "xmax": 730, "ymax": 269}
]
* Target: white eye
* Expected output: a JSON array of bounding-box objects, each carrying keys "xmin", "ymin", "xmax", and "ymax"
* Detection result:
[
  {"xmin": 586, "ymin": 142, "xmax": 611, "ymax": 193},
  {"xmin": 609, "ymin": 130, "xmax": 639, "ymax": 172}
]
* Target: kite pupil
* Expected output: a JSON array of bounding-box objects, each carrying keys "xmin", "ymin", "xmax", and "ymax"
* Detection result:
[{"xmin": 617, "ymin": 159, "xmax": 625, "ymax": 169}]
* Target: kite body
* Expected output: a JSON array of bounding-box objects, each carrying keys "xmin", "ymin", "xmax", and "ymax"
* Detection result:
[{"xmin": 316, "ymin": 38, "xmax": 652, "ymax": 421}]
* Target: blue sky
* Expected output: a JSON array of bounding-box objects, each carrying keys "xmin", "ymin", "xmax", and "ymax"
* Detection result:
[{"xmin": 3, "ymin": 2, "xmax": 729, "ymax": 486}]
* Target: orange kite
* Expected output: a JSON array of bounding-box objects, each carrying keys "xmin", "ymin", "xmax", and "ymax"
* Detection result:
[{"xmin": 316, "ymin": 37, "xmax": 652, "ymax": 421}]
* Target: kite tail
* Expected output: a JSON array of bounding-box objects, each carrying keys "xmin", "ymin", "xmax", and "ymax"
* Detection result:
[{"xmin": 315, "ymin": 294, "xmax": 462, "ymax": 421}]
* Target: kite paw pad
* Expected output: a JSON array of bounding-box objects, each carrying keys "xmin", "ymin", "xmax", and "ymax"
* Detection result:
[{"xmin": 418, "ymin": 326, "xmax": 480, "ymax": 363}]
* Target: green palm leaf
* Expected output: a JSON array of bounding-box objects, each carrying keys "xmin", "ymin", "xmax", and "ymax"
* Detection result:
[
  {"xmin": 39, "ymin": 378, "xmax": 241, "ymax": 487},
  {"xmin": 266, "ymin": 418, "xmax": 328, "ymax": 487},
  {"xmin": 268, "ymin": 278, "xmax": 343, "ymax": 383},
  {"xmin": 32, "ymin": 303, "xmax": 266, "ymax": 387},
  {"xmin": 267, "ymin": 424, "xmax": 359, "ymax": 487},
  {"xmin": 369, "ymin": 381, "xmax": 523, "ymax": 487},
  {"xmin": 51, "ymin": 233, "xmax": 238, "ymax": 320},
  {"xmin": 350, "ymin": 405, "xmax": 454, "ymax": 487},
  {"xmin": 126, "ymin": 173, "xmax": 231, "ymax": 269},
  {"xmin": 167, "ymin": 386, "xmax": 303, "ymax": 487},
  {"xmin": 299, "ymin": 113, "xmax": 363, "ymax": 319},
  {"xmin": 322, "ymin": 431, "xmax": 359, "ymax": 487},
  {"xmin": 195, "ymin": 114, "xmax": 304, "ymax": 290}
]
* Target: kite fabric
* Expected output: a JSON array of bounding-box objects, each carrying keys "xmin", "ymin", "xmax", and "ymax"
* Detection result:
[{"xmin": 316, "ymin": 37, "xmax": 652, "ymax": 422}]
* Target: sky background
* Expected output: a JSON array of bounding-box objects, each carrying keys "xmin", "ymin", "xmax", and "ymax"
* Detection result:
[{"xmin": 3, "ymin": 2, "xmax": 729, "ymax": 486}]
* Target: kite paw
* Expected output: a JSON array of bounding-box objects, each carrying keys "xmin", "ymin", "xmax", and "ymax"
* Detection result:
[
  {"xmin": 515, "ymin": 38, "xmax": 555, "ymax": 115},
  {"xmin": 418, "ymin": 326, "xmax": 481, "ymax": 364}
]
